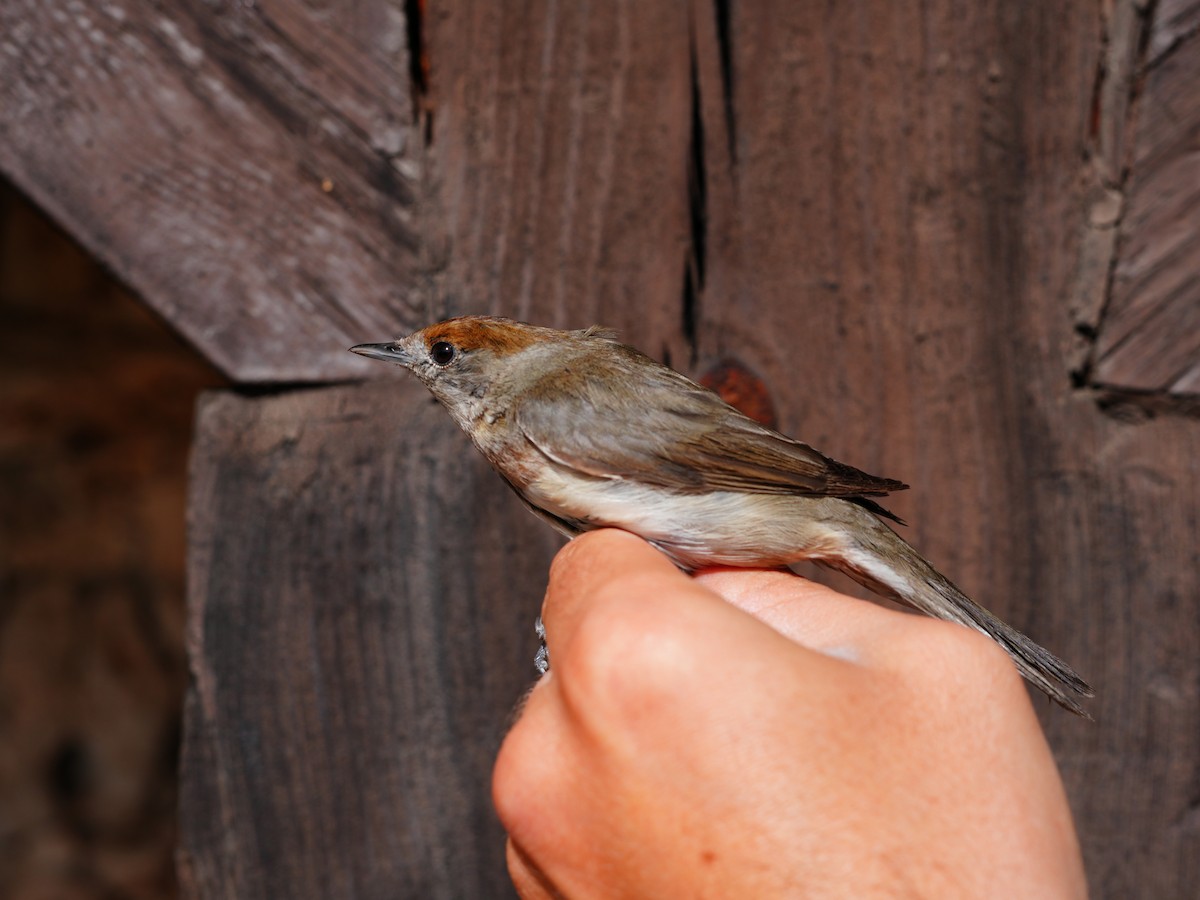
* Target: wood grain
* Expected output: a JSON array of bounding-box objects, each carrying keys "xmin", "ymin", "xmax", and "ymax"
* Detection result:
[
  {"xmin": 0, "ymin": 0, "xmax": 422, "ymax": 381},
  {"xmin": 685, "ymin": 3, "xmax": 1199, "ymax": 896},
  {"xmin": 1094, "ymin": 24, "xmax": 1200, "ymax": 394},
  {"xmin": 5, "ymin": 0, "xmax": 1199, "ymax": 896},
  {"xmin": 180, "ymin": 382, "xmax": 559, "ymax": 899},
  {"xmin": 1148, "ymin": 0, "xmax": 1200, "ymax": 65},
  {"xmin": 424, "ymin": 0, "xmax": 696, "ymax": 361}
]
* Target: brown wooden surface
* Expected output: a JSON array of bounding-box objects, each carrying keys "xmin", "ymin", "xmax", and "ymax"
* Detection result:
[
  {"xmin": 181, "ymin": 381, "xmax": 558, "ymax": 899},
  {"xmin": 1093, "ymin": 10, "xmax": 1200, "ymax": 393},
  {"xmin": 0, "ymin": 184, "xmax": 226, "ymax": 899},
  {"xmin": 0, "ymin": 0, "xmax": 422, "ymax": 381},
  {"xmin": 684, "ymin": 7, "xmax": 1200, "ymax": 896},
  {"xmin": 423, "ymin": 1, "xmax": 695, "ymax": 359},
  {"xmin": 1148, "ymin": 0, "xmax": 1200, "ymax": 64},
  {"xmin": 3, "ymin": 0, "xmax": 1199, "ymax": 898}
]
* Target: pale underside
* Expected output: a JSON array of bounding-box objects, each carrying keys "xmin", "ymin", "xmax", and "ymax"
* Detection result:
[{"xmin": 521, "ymin": 455, "xmax": 878, "ymax": 572}]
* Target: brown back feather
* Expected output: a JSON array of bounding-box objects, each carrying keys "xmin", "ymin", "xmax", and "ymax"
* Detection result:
[{"xmin": 515, "ymin": 341, "xmax": 908, "ymax": 503}]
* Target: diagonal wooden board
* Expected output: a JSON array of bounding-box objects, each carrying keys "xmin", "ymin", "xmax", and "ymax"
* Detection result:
[
  {"xmin": 180, "ymin": 381, "xmax": 561, "ymax": 898},
  {"xmin": 1093, "ymin": 15, "xmax": 1200, "ymax": 394},
  {"xmin": 0, "ymin": 0, "xmax": 423, "ymax": 381},
  {"xmin": 0, "ymin": 0, "xmax": 700, "ymax": 381}
]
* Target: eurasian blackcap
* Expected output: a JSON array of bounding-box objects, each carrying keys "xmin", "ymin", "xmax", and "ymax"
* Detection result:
[{"xmin": 351, "ymin": 316, "xmax": 1093, "ymax": 716}]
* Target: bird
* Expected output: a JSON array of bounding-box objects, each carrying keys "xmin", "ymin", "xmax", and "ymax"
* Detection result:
[{"xmin": 351, "ymin": 316, "xmax": 1093, "ymax": 716}]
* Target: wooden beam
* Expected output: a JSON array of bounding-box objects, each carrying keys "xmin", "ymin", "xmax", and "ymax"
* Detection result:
[
  {"xmin": 685, "ymin": 3, "xmax": 1200, "ymax": 895},
  {"xmin": 424, "ymin": 1, "xmax": 695, "ymax": 357},
  {"xmin": 1094, "ymin": 19, "xmax": 1200, "ymax": 394},
  {"xmin": 0, "ymin": 0, "xmax": 423, "ymax": 381},
  {"xmin": 6, "ymin": 0, "xmax": 1199, "ymax": 895},
  {"xmin": 179, "ymin": 381, "xmax": 560, "ymax": 897}
]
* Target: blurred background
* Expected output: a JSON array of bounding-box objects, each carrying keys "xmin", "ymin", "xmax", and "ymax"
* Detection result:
[{"xmin": 0, "ymin": 179, "xmax": 223, "ymax": 899}]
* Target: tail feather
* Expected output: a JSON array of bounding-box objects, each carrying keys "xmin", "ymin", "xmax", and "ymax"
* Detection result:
[{"xmin": 822, "ymin": 518, "xmax": 1094, "ymax": 719}]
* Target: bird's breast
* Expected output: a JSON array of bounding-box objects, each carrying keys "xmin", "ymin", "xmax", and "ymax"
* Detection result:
[{"xmin": 521, "ymin": 462, "xmax": 850, "ymax": 570}]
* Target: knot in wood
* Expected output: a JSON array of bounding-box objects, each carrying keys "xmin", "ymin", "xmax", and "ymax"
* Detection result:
[{"xmin": 699, "ymin": 359, "xmax": 778, "ymax": 429}]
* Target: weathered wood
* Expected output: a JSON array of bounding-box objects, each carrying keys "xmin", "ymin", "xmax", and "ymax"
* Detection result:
[
  {"xmin": 5, "ymin": 0, "xmax": 1199, "ymax": 896},
  {"xmin": 0, "ymin": 181, "xmax": 226, "ymax": 899},
  {"xmin": 167, "ymin": 5, "xmax": 707, "ymax": 894},
  {"xmin": 0, "ymin": 0, "xmax": 422, "ymax": 381},
  {"xmin": 683, "ymin": 3, "xmax": 1199, "ymax": 897},
  {"xmin": 1094, "ymin": 23, "xmax": 1200, "ymax": 393},
  {"xmin": 180, "ymin": 382, "xmax": 559, "ymax": 898},
  {"xmin": 1094, "ymin": 0, "xmax": 1147, "ymax": 185},
  {"xmin": 1148, "ymin": 0, "xmax": 1200, "ymax": 64},
  {"xmin": 424, "ymin": 1, "xmax": 695, "ymax": 358}
]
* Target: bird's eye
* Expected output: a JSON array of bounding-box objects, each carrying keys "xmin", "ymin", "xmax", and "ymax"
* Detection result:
[{"xmin": 430, "ymin": 341, "xmax": 456, "ymax": 366}]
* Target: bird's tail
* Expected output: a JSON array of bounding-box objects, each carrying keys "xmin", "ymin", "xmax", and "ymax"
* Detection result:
[{"xmin": 820, "ymin": 513, "xmax": 1094, "ymax": 718}]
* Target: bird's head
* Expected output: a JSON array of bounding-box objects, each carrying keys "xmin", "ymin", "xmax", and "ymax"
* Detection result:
[{"xmin": 351, "ymin": 316, "xmax": 609, "ymax": 416}]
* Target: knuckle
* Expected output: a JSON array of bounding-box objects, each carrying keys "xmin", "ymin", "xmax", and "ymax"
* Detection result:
[
  {"xmin": 560, "ymin": 595, "xmax": 644, "ymax": 690},
  {"xmin": 548, "ymin": 529, "xmax": 638, "ymax": 588},
  {"xmin": 558, "ymin": 587, "xmax": 692, "ymax": 721},
  {"xmin": 546, "ymin": 531, "xmax": 636, "ymax": 618}
]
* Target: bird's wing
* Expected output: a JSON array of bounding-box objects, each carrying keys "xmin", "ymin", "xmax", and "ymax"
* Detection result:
[{"xmin": 514, "ymin": 347, "xmax": 907, "ymax": 499}]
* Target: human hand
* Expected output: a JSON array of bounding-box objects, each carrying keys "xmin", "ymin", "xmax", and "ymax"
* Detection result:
[{"xmin": 493, "ymin": 529, "xmax": 1086, "ymax": 898}]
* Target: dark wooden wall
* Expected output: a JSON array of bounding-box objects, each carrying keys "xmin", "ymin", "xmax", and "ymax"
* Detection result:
[
  {"xmin": 3, "ymin": 1, "xmax": 1198, "ymax": 898},
  {"xmin": 0, "ymin": 182, "xmax": 224, "ymax": 899},
  {"xmin": 181, "ymin": 384, "xmax": 559, "ymax": 897}
]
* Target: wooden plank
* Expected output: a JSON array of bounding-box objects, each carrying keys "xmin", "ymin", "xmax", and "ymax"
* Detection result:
[
  {"xmin": 7, "ymin": 0, "xmax": 1197, "ymax": 896},
  {"xmin": 1093, "ymin": 29, "xmax": 1200, "ymax": 394},
  {"xmin": 171, "ymin": 6, "xmax": 701, "ymax": 895},
  {"xmin": 0, "ymin": 0, "xmax": 422, "ymax": 382},
  {"xmin": 179, "ymin": 381, "xmax": 560, "ymax": 898},
  {"xmin": 1148, "ymin": 0, "xmax": 1200, "ymax": 65},
  {"xmin": 0, "ymin": 0, "xmax": 703, "ymax": 377},
  {"xmin": 683, "ymin": 3, "xmax": 1199, "ymax": 897},
  {"xmin": 1094, "ymin": 1, "xmax": 1147, "ymax": 184},
  {"xmin": 0, "ymin": 181, "xmax": 227, "ymax": 898},
  {"xmin": 424, "ymin": 1, "xmax": 695, "ymax": 360}
]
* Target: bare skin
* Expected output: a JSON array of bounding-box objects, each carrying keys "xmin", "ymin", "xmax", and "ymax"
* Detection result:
[{"xmin": 493, "ymin": 529, "xmax": 1087, "ymax": 899}]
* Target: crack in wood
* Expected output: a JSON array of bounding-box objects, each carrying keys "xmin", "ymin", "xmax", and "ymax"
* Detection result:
[
  {"xmin": 1072, "ymin": 0, "xmax": 1199, "ymax": 409},
  {"xmin": 1092, "ymin": 386, "xmax": 1200, "ymax": 421},
  {"xmin": 679, "ymin": 0, "xmax": 742, "ymax": 369},
  {"xmin": 682, "ymin": 29, "xmax": 707, "ymax": 361},
  {"xmin": 1091, "ymin": 0, "xmax": 1152, "ymax": 185},
  {"xmin": 404, "ymin": 0, "xmax": 433, "ymax": 145},
  {"xmin": 230, "ymin": 379, "xmax": 364, "ymax": 399},
  {"xmin": 1142, "ymin": 0, "xmax": 1200, "ymax": 68},
  {"xmin": 713, "ymin": 0, "xmax": 737, "ymax": 166}
]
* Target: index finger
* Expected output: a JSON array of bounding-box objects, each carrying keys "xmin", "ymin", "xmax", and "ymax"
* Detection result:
[
  {"xmin": 693, "ymin": 567, "xmax": 914, "ymax": 661},
  {"xmin": 540, "ymin": 529, "xmax": 711, "ymax": 662}
]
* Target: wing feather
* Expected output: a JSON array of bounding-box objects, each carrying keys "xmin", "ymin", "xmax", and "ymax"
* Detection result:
[{"xmin": 514, "ymin": 345, "xmax": 907, "ymax": 501}]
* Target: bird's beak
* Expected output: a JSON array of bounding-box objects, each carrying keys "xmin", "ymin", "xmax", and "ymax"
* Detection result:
[{"xmin": 349, "ymin": 342, "xmax": 414, "ymax": 365}]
